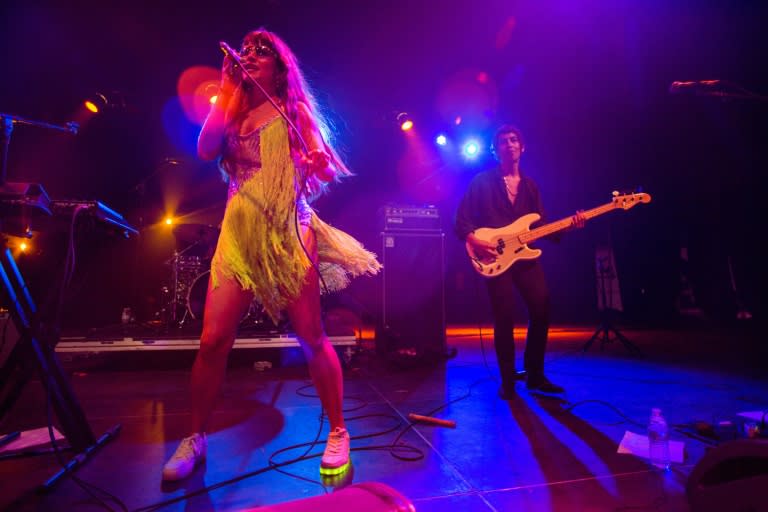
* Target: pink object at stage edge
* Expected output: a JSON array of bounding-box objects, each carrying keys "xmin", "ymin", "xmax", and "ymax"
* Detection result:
[{"xmin": 241, "ymin": 482, "xmax": 415, "ymax": 512}]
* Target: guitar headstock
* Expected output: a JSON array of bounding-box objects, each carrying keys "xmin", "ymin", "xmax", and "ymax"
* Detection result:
[{"xmin": 611, "ymin": 190, "xmax": 652, "ymax": 210}]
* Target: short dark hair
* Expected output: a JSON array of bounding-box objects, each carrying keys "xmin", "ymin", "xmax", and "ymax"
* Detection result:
[{"xmin": 492, "ymin": 124, "xmax": 524, "ymax": 150}]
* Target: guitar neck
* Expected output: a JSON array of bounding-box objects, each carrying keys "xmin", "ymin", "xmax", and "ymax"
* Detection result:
[{"xmin": 520, "ymin": 202, "xmax": 617, "ymax": 244}]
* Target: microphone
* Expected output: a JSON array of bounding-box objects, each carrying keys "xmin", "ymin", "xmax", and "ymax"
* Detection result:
[
  {"xmin": 669, "ymin": 80, "xmax": 721, "ymax": 94},
  {"xmin": 218, "ymin": 41, "xmax": 241, "ymax": 63},
  {"xmin": 407, "ymin": 413, "xmax": 457, "ymax": 429}
]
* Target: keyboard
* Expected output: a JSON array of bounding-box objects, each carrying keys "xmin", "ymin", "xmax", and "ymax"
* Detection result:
[{"xmin": 50, "ymin": 200, "xmax": 138, "ymax": 238}]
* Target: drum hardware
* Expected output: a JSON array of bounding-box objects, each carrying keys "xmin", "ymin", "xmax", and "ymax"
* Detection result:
[
  {"xmin": 165, "ymin": 251, "xmax": 207, "ymax": 328},
  {"xmin": 183, "ymin": 269, "xmax": 268, "ymax": 329},
  {"xmin": 161, "ymin": 222, "xmax": 274, "ymax": 332},
  {"xmin": 172, "ymin": 223, "xmax": 219, "ymax": 248},
  {"xmin": 160, "ymin": 222, "xmax": 220, "ymax": 328},
  {"xmin": 161, "ymin": 223, "xmax": 214, "ymax": 328}
]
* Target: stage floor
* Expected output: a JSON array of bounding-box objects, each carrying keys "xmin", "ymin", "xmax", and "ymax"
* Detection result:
[{"xmin": 1, "ymin": 323, "xmax": 765, "ymax": 511}]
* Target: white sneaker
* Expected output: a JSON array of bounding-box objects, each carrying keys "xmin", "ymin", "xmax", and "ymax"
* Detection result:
[
  {"xmin": 162, "ymin": 433, "xmax": 207, "ymax": 481},
  {"xmin": 320, "ymin": 427, "xmax": 350, "ymax": 475}
]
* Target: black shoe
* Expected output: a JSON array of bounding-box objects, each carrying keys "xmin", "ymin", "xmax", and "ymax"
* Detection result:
[
  {"xmin": 526, "ymin": 377, "xmax": 565, "ymax": 394},
  {"xmin": 498, "ymin": 385, "xmax": 516, "ymax": 400},
  {"xmin": 513, "ymin": 370, "xmax": 527, "ymax": 381}
]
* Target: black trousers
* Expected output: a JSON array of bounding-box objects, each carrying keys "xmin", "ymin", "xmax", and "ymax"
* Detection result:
[{"xmin": 485, "ymin": 258, "xmax": 550, "ymax": 386}]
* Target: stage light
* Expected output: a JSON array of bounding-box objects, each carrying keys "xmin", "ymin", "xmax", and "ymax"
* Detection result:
[
  {"xmin": 83, "ymin": 91, "xmax": 128, "ymax": 114},
  {"xmin": 19, "ymin": 241, "xmax": 28, "ymax": 253},
  {"xmin": 164, "ymin": 216, "xmax": 174, "ymax": 226},
  {"xmin": 177, "ymin": 66, "xmax": 220, "ymax": 124},
  {"xmin": 435, "ymin": 134, "xmax": 447, "ymax": 146},
  {"xmin": 462, "ymin": 139, "xmax": 481, "ymax": 158},
  {"xmin": 84, "ymin": 93, "xmax": 108, "ymax": 113},
  {"xmin": 396, "ymin": 112, "xmax": 414, "ymax": 131}
]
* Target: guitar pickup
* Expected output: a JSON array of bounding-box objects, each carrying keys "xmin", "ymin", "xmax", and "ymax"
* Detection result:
[{"xmin": 496, "ymin": 239, "xmax": 505, "ymax": 255}]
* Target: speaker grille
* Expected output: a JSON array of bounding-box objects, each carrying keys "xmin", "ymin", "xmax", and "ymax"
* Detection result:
[{"xmin": 378, "ymin": 232, "xmax": 446, "ymax": 357}]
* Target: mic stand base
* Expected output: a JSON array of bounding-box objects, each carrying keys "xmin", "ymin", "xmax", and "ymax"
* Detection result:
[{"xmin": 582, "ymin": 309, "xmax": 642, "ymax": 356}]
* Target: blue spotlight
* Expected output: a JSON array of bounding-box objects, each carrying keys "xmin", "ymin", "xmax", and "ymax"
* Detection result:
[
  {"xmin": 462, "ymin": 139, "xmax": 481, "ymax": 159},
  {"xmin": 435, "ymin": 134, "xmax": 447, "ymax": 146}
]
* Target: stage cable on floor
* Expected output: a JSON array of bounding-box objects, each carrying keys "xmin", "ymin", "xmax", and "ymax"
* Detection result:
[
  {"xmin": 385, "ymin": 377, "xmax": 491, "ymax": 461},
  {"xmin": 560, "ymin": 399, "xmax": 646, "ymax": 428},
  {"xmin": 133, "ymin": 383, "xmax": 411, "ymax": 510},
  {"xmin": 132, "ymin": 363, "xmax": 497, "ymax": 510},
  {"xmin": 132, "ymin": 457, "xmax": 313, "ymax": 512},
  {"xmin": 264, "ymin": 384, "xmax": 372, "ymax": 489},
  {"xmin": 294, "ymin": 382, "xmax": 368, "ymax": 413},
  {"xmin": 267, "ymin": 410, "xmax": 329, "ymax": 494},
  {"xmin": 134, "ymin": 367, "xmax": 496, "ymax": 510},
  {"xmin": 132, "ymin": 411, "xmax": 409, "ymax": 512},
  {"xmin": 559, "ymin": 398, "xmax": 725, "ymax": 447}
]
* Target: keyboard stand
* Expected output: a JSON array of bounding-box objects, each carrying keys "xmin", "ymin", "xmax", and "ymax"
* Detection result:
[{"xmin": 0, "ymin": 242, "xmax": 121, "ymax": 491}]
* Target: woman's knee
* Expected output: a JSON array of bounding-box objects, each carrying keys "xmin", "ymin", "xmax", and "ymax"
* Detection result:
[
  {"xmin": 298, "ymin": 331, "xmax": 328, "ymax": 358},
  {"xmin": 199, "ymin": 325, "xmax": 236, "ymax": 360}
]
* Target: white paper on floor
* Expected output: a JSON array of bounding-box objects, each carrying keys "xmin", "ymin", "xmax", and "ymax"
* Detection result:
[
  {"xmin": 617, "ymin": 430, "xmax": 685, "ymax": 463},
  {"xmin": 0, "ymin": 426, "xmax": 65, "ymax": 454}
]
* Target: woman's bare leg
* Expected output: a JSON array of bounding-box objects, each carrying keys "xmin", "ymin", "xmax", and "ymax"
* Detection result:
[
  {"xmin": 189, "ymin": 273, "xmax": 254, "ymax": 434},
  {"xmin": 285, "ymin": 226, "xmax": 346, "ymax": 431}
]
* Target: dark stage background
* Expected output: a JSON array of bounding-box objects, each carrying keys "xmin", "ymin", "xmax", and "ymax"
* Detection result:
[{"xmin": 1, "ymin": 1, "xmax": 766, "ymax": 331}]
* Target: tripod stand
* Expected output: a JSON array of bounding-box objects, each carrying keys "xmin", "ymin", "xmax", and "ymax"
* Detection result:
[{"xmin": 582, "ymin": 248, "xmax": 642, "ymax": 356}]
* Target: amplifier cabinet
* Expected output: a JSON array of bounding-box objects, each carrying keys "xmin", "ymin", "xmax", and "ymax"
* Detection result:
[{"xmin": 378, "ymin": 231, "xmax": 446, "ymax": 359}]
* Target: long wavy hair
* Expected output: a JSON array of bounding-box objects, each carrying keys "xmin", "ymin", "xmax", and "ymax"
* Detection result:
[{"xmin": 223, "ymin": 28, "xmax": 351, "ymax": 201}]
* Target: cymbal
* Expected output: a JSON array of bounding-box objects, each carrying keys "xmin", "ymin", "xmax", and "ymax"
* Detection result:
[{"xmin": 172, "ymin": 223, "xmax": 219, "ymax": 245}]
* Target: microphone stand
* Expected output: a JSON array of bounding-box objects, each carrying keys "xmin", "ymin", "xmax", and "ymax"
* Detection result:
[
  {"xmin": 671, "ymin": 80, "xmax": 768, "ymax": 103},
  {"xmin": 128, "ymin": 158, "xmax": 184, "ymax": 251},
  {"xmin": 0, "ymin": 112, "xmax": 78, "ymax": 188},
  {"xmin": 582, "ymin": 250, "xmax": 642, "ymax": 356}
]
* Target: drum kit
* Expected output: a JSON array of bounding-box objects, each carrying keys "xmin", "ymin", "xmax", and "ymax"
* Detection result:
[{"xmin": 163, "ymin": 223, "xmax": 269, "ymax": 331}]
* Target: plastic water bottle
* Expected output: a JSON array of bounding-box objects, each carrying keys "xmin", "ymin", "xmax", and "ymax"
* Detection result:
[{"xmin": 648, "ymin": 408, "xmax": 670, "ymax": 470}]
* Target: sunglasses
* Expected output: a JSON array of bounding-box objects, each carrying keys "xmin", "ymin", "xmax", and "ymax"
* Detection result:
[{"xmin": 239, "ymin": 44, "xmax": 277, "ymax": 58}]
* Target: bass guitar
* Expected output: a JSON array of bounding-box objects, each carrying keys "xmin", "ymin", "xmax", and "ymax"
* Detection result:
[{"xmin": 466, "ymin": 191, "xmax": 651, "ymax": 277}]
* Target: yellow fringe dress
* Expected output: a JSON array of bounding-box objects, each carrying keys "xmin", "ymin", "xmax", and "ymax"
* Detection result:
[{"xmin": 210, "ymin": 115, "xmax": 381, "ymax": 323}]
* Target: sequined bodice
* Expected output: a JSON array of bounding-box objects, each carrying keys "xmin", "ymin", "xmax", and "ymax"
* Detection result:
[
  {"xmin": 221, "ymin": 120, "xmax": 270, "ymax": 199},
  {"xmin": 220, "ymin": 116, "xmax": 311, "ymax": 222}
]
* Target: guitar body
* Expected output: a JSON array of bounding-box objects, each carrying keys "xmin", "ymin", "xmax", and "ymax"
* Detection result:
[{"xmin": 466, "ymin": 213, "xmax": 542, "ymax": 277}]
